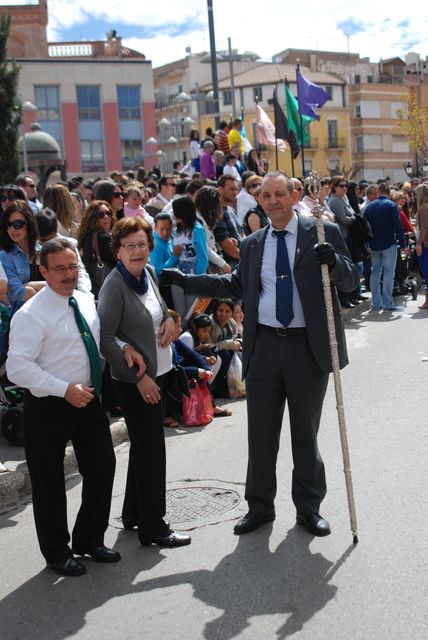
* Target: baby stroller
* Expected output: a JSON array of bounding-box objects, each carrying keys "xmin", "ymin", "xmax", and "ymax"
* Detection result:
[
  {"xmin": 0, "ymin": 303, "xmax": 25, "ymax": 446},
  {"xmin": 393, "ymin": 238, "xmax": 423, "ymax": 301}
]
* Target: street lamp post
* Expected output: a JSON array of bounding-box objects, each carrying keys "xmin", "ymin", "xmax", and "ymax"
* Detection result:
[
  {"xmin": 404, "ymin": 156, "xmax": 428, "ymax": 179},
  {"xmin": 206, "ymin": 0, "xmax": 220, "ymax": 130},
  {"xmin": 145, "ymin": 137, "xmax": 158, "ymax": 168},
  {"xmin": 21, "ymin": 100, "xmax": 37, "ymax": 173}
]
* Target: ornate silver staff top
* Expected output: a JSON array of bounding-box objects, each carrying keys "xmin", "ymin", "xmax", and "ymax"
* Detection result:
[{"xmin": 306, "ymin": 170, "xmax": 327, "ymax": 221}]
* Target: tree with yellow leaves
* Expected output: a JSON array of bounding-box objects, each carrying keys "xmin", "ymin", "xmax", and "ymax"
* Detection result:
[{"xmin": 395, "ymin": 93, "xmax": 428, "ymax": 155}]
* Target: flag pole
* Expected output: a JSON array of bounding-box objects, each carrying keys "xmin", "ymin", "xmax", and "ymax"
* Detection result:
[
  {"xmin": 296, "ymin": 61, "xmax": 306, "ymax": 177},
  {"xmin": 273, "ymin": 85, "xmax": 279, "ymax": 171},
  {"xmin": 308, "ymin": 171, "xmax": 359, "ymax": 545},
  {"xmin": 284, "ymin": 76, "xmax": 295, "ymax": 177}
]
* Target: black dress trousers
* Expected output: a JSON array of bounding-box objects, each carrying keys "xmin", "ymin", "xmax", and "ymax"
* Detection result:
[{"xmin": 24, "ymin": 392, "xmax": 115, "ymax": 563}]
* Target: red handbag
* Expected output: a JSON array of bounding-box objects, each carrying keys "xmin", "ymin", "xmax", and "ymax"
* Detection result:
[{"xmin": 183, "ymin": 379, "xmax": 213, "ymax": 427}]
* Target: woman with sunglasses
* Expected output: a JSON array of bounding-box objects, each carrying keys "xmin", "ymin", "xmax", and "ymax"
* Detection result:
[
  {"xmin": 0, "ymin": 185, "xmax": 26, "ymax": 213},
  {"xmin": 77, "ymin": 200, "xmax": 116, "ymax": 299},
  {"xmin": 328, "ymin": 176, "xmax": 357, "ymax": 308},
  {"xmin": 92, "ymin": 180, "xmax": 124, "ymax": 221},
  {"xmin": 0, "ymin": 200, "xmax": 45, "ymax": 311}
]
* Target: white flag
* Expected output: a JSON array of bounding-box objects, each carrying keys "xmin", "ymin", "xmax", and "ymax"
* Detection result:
[{"xmin": 256, "ymin": 105, "xmax": 287, "ymax": 152}]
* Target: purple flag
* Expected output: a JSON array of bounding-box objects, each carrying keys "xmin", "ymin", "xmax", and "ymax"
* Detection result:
[{"xmin": 297, "ymin": 70, "xmax": 330, "ymax": 121}]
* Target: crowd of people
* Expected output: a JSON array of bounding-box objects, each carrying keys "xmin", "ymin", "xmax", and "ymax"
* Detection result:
[{"xmin": 1, "ymin": 119, "xmax": 427, "ymax": 576}]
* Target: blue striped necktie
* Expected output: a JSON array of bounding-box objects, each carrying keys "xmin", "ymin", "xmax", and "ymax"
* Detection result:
[{"xmin": 273, "ymin": 229, "xmax": 294, "ymax": 327}]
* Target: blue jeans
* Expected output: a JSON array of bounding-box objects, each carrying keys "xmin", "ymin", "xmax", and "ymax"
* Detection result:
[{"xmin": 370, "ymin": 244, "xmax": 397, "ymax": 309}]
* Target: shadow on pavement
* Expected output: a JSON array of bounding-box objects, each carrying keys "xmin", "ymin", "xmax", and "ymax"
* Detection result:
[{"xmin": 1, "ymin": 523, "xmax": 356, "ymax": 639}]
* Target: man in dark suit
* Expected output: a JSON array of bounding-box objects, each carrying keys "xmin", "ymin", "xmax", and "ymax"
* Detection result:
[{"xmin": 161, "ymin": 172, "xmax": 358, "ymax": 537}]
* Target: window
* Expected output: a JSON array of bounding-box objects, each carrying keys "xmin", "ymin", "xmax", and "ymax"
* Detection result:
[
  {"xmin": 358, "ymin": 135, "xmax": 383, "ymax": 152},
  {"xmin": 360, "ymin": 100, "xmax": 381, "ymax": 118},
  {"xmin": 121, "ymin": 139, "xmax": 143, "ymax": 168},
  {"xmin": 34, "ymin": 85, "xmax": 63, "ymax": 153},
  {"xmin": 354, "ymin": 74, "xmax": 361, "ymax": 84},
  {"xmin": 76, "ymin": 86, "xmax": 101, "ymax": 120},
  {"xmin": 390, "ymin": 101, "xmax": 405, "ymax": 118},
  {"xmin": 117, "ymin": 86, "xmax": 141, "ymax": 120},
  {"xmin": 80, "ymin": 139, "xmax": 105, "ymax": 171},
  {"xmin": 355, "ymin": 104, "xmax": 361, "ymax": 118},
  {"xmin": 367, "ymin": 75, "xmax": 373, "ymax": 83},
  {"xmin": 34, "ymin": 86, "xmax": 60, "ymax": 121},
  {"xmin": 223, "ymin": 90, "xmax": 232, "ymax": 106},
  {"xmin": 324, "ymin": 86, "xmax": 333, "ymax": 100},
  {"xmin": 392, "ymin": 135, "xmax": 409, "ymax": 152},
  {"xmin": 327, "ymin": 120, "xmax": 338, "ymax": 147},
  {"xmin": 253, "ymin": 86, "xmax": 263, "ymax": 102}
]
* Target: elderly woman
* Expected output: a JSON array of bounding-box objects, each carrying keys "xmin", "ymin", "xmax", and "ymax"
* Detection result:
[
  {"xmin": 97, "ymin": 217, "xmax": 191, "ymax": 548},
  {"xmin": 0, "ymin": 200, "xmax": 45, "ymax": 311}
]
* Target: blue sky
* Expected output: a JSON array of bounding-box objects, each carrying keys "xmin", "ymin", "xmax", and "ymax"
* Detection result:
[{"xmin": 2, "ymin": 1, "xmax": 428, "ymax": 68}]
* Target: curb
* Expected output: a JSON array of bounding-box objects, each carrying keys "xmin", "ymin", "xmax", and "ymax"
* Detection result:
[{"xmin": 0, "ymin": 419, "xmax": 129, "ymax": 509}]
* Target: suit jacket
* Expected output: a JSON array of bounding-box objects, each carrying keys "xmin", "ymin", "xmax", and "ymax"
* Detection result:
[{"xmin": 185, "ymin": 215, "xmax": 359, "ymax": 376}]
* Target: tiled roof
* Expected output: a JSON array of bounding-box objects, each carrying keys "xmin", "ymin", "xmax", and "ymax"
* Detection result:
[{"xmin": 202, "ymin": 63, "xmax": 345, "ymax": 90}]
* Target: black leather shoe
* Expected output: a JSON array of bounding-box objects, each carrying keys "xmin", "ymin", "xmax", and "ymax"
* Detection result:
[
  {"xmin": 296, "ymin": 513, "xmax": 331, "ymax": 536},
  {"xmin": 74, "ymin": 545, "xmax": 121, "ymax": 562},
  {"xmin": 355, "ymin": 294, "xmax": 368, "ymax": 301},
  {"xmin": 350, "ymin": 298, "xmax": 361, "ymax": 305},
  {"xmin": 140, "ymin": 530, "xmax": 191, "ymax": 547},
  {"xmin": 234, "ymin": 511, "xmax": 276, "ymax": 535},
  {"xmin": 341, "ymin": 301, "xmax": 355, "ymax": 309},
  {"xmin": 47, "ymin": 557, "xmax": 87, "ymax": 576},
  {"xmin": 122, "ymin": 518, "xmax": 138, "ymax": 530}
]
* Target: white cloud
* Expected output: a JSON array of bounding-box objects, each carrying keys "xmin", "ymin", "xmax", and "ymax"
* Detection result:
[{"xmin": 1, "ymin": 0, "xmax": 426, "ymax": 67}]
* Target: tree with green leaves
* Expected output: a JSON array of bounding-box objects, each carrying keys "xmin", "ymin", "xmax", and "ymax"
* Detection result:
[{"xmin": 0, "ymin": 14, "xmax": 21, "ymax": 183}]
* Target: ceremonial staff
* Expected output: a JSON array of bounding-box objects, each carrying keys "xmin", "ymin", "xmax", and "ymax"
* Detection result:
[{"xmin": 308, "ymin": 171, "xmax": 359, "ymax": 544}]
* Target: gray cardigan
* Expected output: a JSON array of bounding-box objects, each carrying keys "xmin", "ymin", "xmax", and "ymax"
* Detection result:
[{"xmin": 98, "ymin": 265, "xmax": 168, "ymax": 383}]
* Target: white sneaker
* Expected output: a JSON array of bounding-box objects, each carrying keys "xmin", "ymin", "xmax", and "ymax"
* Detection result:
[{"xmin": 0, "ymin": 461, "xmax": 9, "ymax": 473}]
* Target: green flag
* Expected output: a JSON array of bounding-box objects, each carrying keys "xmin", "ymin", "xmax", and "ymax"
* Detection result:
[{"xmin": 285, "ymin": 84, "xmax": 314, "ymax": 146}]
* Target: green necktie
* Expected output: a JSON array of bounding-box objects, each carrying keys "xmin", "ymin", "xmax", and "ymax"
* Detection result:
[{"xmin": 68, "ymin": 296, "xmax": 102, "ymax": 397}]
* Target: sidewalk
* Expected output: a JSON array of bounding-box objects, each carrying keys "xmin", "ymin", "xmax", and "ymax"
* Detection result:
[{"xmin": 0, "ymin": 296, "xmax": 371, "ymax": 508}]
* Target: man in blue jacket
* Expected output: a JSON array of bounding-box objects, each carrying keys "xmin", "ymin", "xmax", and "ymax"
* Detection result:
[{"xmin": 365, "ymin": 183, "xmax": 405, "ymax": 312}]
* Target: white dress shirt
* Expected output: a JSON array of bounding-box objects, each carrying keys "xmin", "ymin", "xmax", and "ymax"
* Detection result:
[
  {"xmin": 258, "ymin": 214, "xmax": 306, "ymax": 328},
  {"xmin": 135, "ymin": 277, "xmax": 172, "ymax": 377},
  {"xmin": 6, "ymin": 286, "xmax": 98, "ymax": 398},
  {"xmin": 236, "ymin": 189, "xmax": 257, "ymax": 224}
]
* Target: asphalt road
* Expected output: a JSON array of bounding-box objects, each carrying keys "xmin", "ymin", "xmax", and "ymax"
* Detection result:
[{"xmin": 1, "ymin": 295, "xmax": 427, "ymax": 640}]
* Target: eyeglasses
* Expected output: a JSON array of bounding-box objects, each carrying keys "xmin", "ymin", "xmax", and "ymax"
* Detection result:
[
  {"xmin": 7, "ymin": 220, "xmax": 27, "ymax": 230},
  {"xmin": 1, "ymin": 194, "xmax": 17, "ymax": 202},
  {"xmin": 112, "ymin": 191, "xmax": 123, "ymax": 198},
  {"xmin": 50, "ymin": 264, "xmax": 79, "ymax": 274},
  {"xmin": 120, "ymin": 242, "xmax": 149, "ymax": 251},
  {"xmin": 96, "ymin": 210, "xmax": 112, "ymax": 218},
  {"xmin": 337, "ymin": 183, "xmax": 348, "ymax": 188}
]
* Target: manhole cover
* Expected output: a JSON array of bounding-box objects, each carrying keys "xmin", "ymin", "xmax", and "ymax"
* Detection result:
[
  {"xmin": 109, "ymin": 480, "xmax": 244, "ymax": 530},
  {"xmin": 166, "ymin": 486, "xmax": 241, "ymax": 523}
]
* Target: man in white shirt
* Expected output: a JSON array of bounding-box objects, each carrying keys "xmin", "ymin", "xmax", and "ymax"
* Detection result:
[{"xmin": 7, "ymin": 238, "xmax": 125, "ymax": 577}]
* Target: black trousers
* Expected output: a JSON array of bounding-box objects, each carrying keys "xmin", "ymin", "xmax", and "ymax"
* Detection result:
[
  {"xmin": 115, "ymin": 376, "xmax": 169, "ymax": 540},
  {"xmin": 24, "ymin": 393, "xmax": 115, "ymax": 563},
  {"xmin": 245, "ymin": 326, "xmax": 329, "ymax": 517}
]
